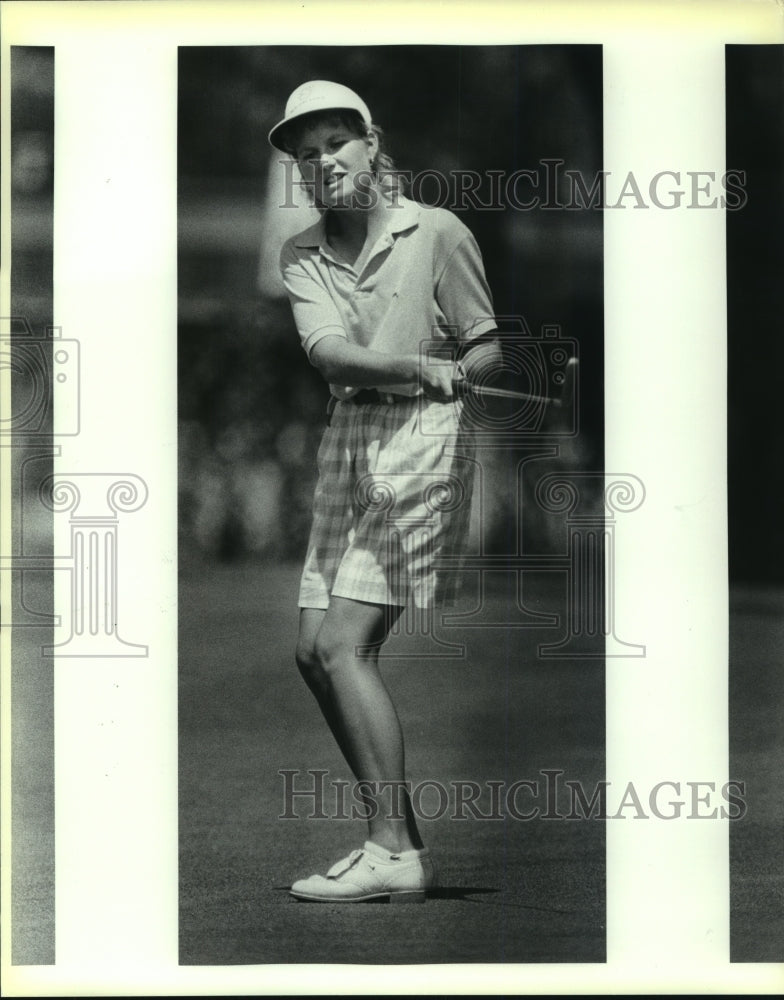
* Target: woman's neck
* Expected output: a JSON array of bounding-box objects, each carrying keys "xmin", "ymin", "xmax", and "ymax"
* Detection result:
[{"xmin": 325, "ymin": 187, "xmax": 391, "ymax": 267}]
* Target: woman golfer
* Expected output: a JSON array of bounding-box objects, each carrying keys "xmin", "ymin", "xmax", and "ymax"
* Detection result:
[{"xmin": 270, "ymin": 80, "xmax": 500, "ymax": 903}]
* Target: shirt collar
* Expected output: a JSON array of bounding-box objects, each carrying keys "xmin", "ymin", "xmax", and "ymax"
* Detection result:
[{"xmin": 292, "ymin": 195, "xmax": 420, "ymax": 249}]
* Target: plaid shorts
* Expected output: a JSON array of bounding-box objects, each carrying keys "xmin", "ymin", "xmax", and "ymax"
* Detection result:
[{"xmin": 298, "ymin": 395, "xmax": 476, "ymax": 610}]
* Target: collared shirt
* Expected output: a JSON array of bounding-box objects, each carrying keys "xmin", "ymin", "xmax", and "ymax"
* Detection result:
[{"xmin": 279, "ymin": 195, "xmax": 497, "ymax": 399}]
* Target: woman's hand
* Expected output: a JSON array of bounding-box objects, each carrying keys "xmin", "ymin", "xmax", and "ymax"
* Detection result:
[{"xmin": 418, "ymin": 359, "xmax": 457, "ymax": 402}]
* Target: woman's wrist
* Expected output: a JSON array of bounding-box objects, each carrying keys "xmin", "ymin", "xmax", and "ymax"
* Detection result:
[{"xmin": 400, "ymin": 353, "xmax": 422, "ymax": 384}]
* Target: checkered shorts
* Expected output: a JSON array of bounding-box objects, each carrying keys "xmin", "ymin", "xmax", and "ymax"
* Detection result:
[{"xmin": 298, "ymin": 396, "xmax": 476, "ymax": 610}]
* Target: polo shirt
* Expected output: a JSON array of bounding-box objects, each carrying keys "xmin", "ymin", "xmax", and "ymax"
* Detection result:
[{"xmin": 279, "ymin": 195, "xmax": 497, "ymax": 399}]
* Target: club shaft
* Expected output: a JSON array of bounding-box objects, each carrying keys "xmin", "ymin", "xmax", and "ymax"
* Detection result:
[{"xmin": 454, "ymin": 380, "xmax": 561, "ymax": 406}]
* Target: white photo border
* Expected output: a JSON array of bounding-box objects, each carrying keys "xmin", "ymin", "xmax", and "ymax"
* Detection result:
[{"xmin": 1, "ymin": 0, "xmax": 783, "ymax": 995}]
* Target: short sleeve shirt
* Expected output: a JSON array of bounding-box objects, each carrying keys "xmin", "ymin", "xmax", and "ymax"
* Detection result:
[{"xmin": 279, "ymin": 195, "xmax": 497, "ymax": 399}]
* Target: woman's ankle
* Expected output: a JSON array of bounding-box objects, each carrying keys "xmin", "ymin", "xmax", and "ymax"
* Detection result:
[{"xmin": 366, "ymin": 824, "xmax": 420, "ymax": 855}]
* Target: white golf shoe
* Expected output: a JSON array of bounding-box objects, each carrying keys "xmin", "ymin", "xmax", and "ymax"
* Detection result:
[{"xmin": 289, "ymin": 840, "xmax": 436, "ymax": 903}]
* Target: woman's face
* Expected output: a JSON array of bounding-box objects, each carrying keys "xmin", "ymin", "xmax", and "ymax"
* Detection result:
[{"xmin": 294, "ymin": 115, "xmax": 378, "ymax": 209}]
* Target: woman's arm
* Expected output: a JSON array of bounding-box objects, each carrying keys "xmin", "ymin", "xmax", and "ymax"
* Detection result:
[
  {"xmin": 310, "ymin": 335, "xmax": 457, "ymax": 401},
  {"xmin": 457, "ymin": 336, "xmax": 503, "ymax": 384},
  {"xmin": 432, "ymin": 221, "xmax": 504, "ymax": 386}
]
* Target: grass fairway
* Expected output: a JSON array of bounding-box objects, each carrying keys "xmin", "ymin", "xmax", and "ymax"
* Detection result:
[{"xmin": 178, "ymin": 562, "xmax": 606, "ymax": 965}]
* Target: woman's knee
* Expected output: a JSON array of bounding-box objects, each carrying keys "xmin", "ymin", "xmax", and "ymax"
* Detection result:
[
  {"xmin": 295, "ymin": 633, "xmax": 355, "ymax": 689},
  {"xmin": 313, "ymin": 627, "xmax": 367, "ymax": 678},
  {"xmin": 311, "ymin": 630, "xmax": 341, "ymax": 676},
  {"xmin": 295, "ymin": 639, "xmax": 326, "ymax": 686}
]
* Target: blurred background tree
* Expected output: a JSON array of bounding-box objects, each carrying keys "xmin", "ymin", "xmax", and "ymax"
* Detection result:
[
  {"xmin": 726, "ymin": 45, "xmax": 784, "ymax": 584},
  {"xmin": 10, "ymin": 47, "xmax": 55, "ymax": 551}
]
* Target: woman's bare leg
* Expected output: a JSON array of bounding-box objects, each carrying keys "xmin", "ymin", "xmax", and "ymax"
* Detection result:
[
  {"xmin": 296, "ymin": 607, "xmax": 358, "ymax": 771},
  {"xmin": 295, "ymin": 597, "xmax": 423, "ymax": 853}
]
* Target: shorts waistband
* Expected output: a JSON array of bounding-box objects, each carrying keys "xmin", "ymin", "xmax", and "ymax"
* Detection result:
[
  {"xmin": 326, "ymin": 389, "xmax": 422, "ymax": 425},
  {"xmin": 343, "ymin": 388, "xmax": 413, "ymax": 406}
]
